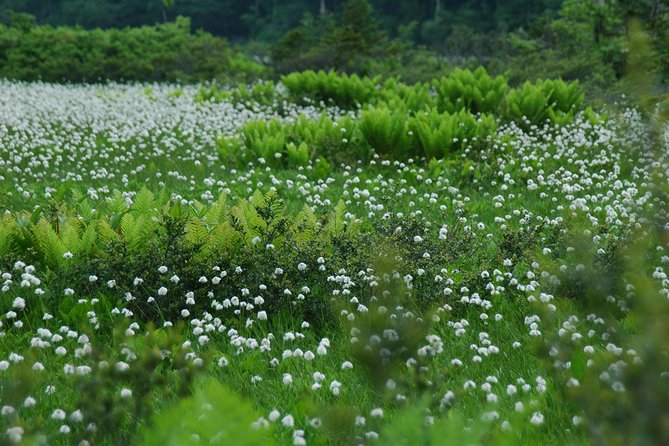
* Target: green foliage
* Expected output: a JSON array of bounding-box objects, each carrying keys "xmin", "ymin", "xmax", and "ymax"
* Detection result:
[
  {"xmin": 286, "ymin": 141, "xmax": 310, "ymax": 167},
  {"xmin": 208, "ymin": 68, "xmax": 587, "ymax": 164},
  {"xmin": 141, "ymin": 380, "xmax": 275, "ymax": 446},
  {"xmin": 409, "ymin": 109, "xmax": 497, "ymax": 158},
  {"xmin": 0, "ymin": 16, "xmax": 266, "ymax": 82},
  {"xmin": 271, "ymin": 0, "xmax": 394, "ymax": 74},
  {"xmin": 380, "ymin": 401, "xmax": 487, "ymax": 445},
  {"xmin": 377, "ymin": 78, "xmax": 434, "ymax": 113},
  {"xmin": 433, "ymin": 67, "xmax": 508, "ymax": 114},
  {"xmin": 222, "ymin": 112, "xmax": 365, "ymax": 167},
  {"xmin": 196, "ymin": 81, "xmax": 282, "ymax": 107},
  {"xmin": 359, "ymin": 107, "xmax": 411, "ymax": 157},
  {"xmin": 504, "ymin": 79, "xmax": 584, "ymax": 127},
  {"xmin": 324, "ymin": 0, "xmax": 387, "ymax": 66},
  {"xmin": 281, "ymin": 70, "xmax": 381, "ymax": 108}
]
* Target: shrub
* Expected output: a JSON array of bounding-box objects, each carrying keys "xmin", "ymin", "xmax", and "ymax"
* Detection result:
[
  {"xmin": 0, "ymin": 16, "xmax": 266, "ymax": 83},
  {"xmin": 433, "ymin": 67, "xmax": 509, "ymax": 114},
  {"xmin": 219, "ymin": 113, "xmax": 366, "ymax": 167},
  {"xmin": 504, "ymin": 79, "xmax": 584, "ymax": 126},
  {"xmin": 240, "ymin": 119, "xmax": 287, "ymax": 166},
  {"xmin": 140, "ymin": 380, "xmax": 275, "ymax": 446},
  {"xmin": 280, "ymin": 70, "xmax": 381, "ymax": 108},
  {"xmin": 196, "ymin": 81, "xmax": 282, "ymax": 107},
  {"xmin": 409, "ymin": 109, "xmax": 497, "ymax": 158},
  {"xmin": 378, "ymin": 79, "xmax": 435, "ymax": 113},
  {"xmin": 359, "ymin": 107, "xmax": 412, "ymax": 158}
]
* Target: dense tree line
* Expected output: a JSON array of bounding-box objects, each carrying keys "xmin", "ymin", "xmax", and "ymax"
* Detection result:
[
  {"xmin": 0, "ymin": 0, "xmax": 666, "ymax": 90},
  {"xmin": 1, "ymin": 0, "xmax": 566, "ymax": 42}
]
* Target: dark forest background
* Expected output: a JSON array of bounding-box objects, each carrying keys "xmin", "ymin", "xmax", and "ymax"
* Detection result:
[
  {"xmin": 1, "ymin": 0, "xmax": 567, "ymax": 42},
  {"xmin": 0, "ymin": 0, "xmax": 666, "ymax": 91}
]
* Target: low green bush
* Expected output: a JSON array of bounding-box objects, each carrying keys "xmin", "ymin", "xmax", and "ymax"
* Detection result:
[
  {"xmin": 195, "ymin": 81, "xmax": 283, "ymax": 107},
  {"xmin": 409, "ymin": 109, "xmax": 497, "ymax": 158},
  {"xmin": 433, "ymin": 67, "xmax": 508, "ymax": 114},
  {"xmin": 359, "ymin": 107, "xmax": 412, "ymax": 158},
  {"xmin": 377, "ymin": 79, "xmax": 434, "ymax": 113},
  {"xmin": 219, "ymin": 113, "xmax": 364, "ymax": 168},
  {"xmin": 0, "ymin": 16, "xmax": 267, "ymax": 82},
  {"xmin": 504, "ymin": 79, "xmax": 584, "ymax": 127},
  {"xmin": 280, "ymin": 70, "xmax": 381, "ymax": 108}
]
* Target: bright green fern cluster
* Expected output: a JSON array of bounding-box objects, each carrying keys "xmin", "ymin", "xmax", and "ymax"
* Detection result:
[{"xmin": 433, "ymin": 66, "xmax": 509, "ymax": 114}]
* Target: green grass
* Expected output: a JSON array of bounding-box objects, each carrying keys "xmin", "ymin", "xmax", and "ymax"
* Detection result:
[{"xmin": 0, "ymin": 80, "xmax": 667, "ymax": 445}]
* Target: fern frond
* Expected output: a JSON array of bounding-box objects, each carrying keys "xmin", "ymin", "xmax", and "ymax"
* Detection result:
[{"xmin": 32, "ymin": 219, "xmax": 66, "ymax": 267}]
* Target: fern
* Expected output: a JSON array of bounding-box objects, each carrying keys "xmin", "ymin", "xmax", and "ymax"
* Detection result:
[
  {"xmin": 120, "ymin": 213, "xmax": 154, "ymax": 252},
  {"xmin": 79, "ymin": 223, "xmax": 97, "ymax": 254},
  {"xmin": 359, "ymin": 107, "xmax": 412, "ymax": 158},
  {"xmin": 108, "ymin": 191, "xmax": 128, "ymax": 231},
  {"xmin": 185, "ymin": 218, "xmax": 209, "ymax": 246},
  {"xmin": 292, "ymin": 204, "xmax": 320, "ymax": 244},
  {"xmin": 434, "ymin": 67, "xmax": 508, "ymax": 114},
  {"xmin": 77, "ymin": 198, "xmax": 95, "ymax": 222},
  {"xmin": 410, "ymin": 109, "xmax": 497, "ymax": 158},
  {"xmin": 60, "ymin": 219, "xmax": 83, "ymax": 253},
  {"xmin": 0, "ymin": 218, "xmax": 15, "ymax": 258},
  {"xmin": 97, "ymin": 220, "xmax": 120, "ymax": 246},
  {"xmin": 281, "ymin": 70, "xmax": 380, "ymax": 108},
  {"xmin": 286, "ymin": 141, "xmax": 310, "ymax": 167},
  {"xmin": 204, "ymin": 194, "xmax": 231, "ymax": 225},
  {"xmin": 131, "ymin": 188, "xmax": 156, "ymax": 216},
  {"xmin": 504, "ymin": 81, "xmax": 552, "ymax": 126},
  {"xmin": 71, "ymin": 188, "xmax": 84, "ymax": 204},
  {"xmin": 32, "ymin": 219, "xmax": 66, "ymax": 267},
  {"xmin": 504, "ymin": 79, "xmax": 584, "ymax": 127},
  {"xmin": 231, "ymin": 199, "xmax": 265, "ymax": 243},
  {"xmin": 325, "ymin": 200, "xmax": 348, "ymax": 239}
]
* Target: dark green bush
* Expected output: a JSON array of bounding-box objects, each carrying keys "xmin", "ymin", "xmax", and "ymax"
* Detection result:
[{"xmin": 0, "ymin": 16, "xmax": 267, "ymax": 82}]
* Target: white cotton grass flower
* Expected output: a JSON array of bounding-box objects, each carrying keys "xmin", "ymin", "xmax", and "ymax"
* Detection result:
[
  {"xmin": 6, "ymin": 426, "xmax": 24, "ymax": 444},
  {"xmin": 370, "ymin": 408, "xmax": 384, "ymax": 418},
  {"xmin": 281, "ymin": 414, "xmax": 295, "ymax": 427},
  {"xmin": 51, "ymin": 409, "xmax": 66, "ymax": 420},
  {"xmin": 269, "ymin": 409, "xmax": 281, "ymax": 422},
  {"xmin": 530, "ymin": 412, "xmax": 544, "ymax": 425},
  {"xmin": 330, "ymin": 380, "xmax": 341, "ymax": 395}
]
